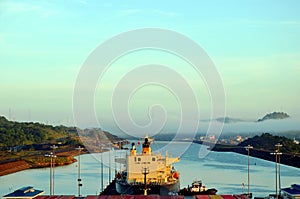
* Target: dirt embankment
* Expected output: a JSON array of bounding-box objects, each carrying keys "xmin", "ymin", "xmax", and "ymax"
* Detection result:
[
  {"xmin": 0, "ymin": 160, "xmax": 32, "ymax": 176},
  {"xmin": 0, "ymin": 149, "xmax": 88, "ymax": 177}
]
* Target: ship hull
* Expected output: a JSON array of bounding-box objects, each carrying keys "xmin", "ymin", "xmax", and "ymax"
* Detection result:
[{"xmin": 116, "ymin": 180, "xmax": 180, "ymax": 195}]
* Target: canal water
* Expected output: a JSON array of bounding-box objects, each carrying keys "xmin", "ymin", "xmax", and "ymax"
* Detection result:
[{"xmin": 1, "ymin": 142, "xmax": 299, "ymax": 197}]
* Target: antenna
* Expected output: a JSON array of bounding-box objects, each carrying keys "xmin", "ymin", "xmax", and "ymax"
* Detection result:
[
  {"xmin": 9, "ymin": 108, "xmax": 11, "ymax": 120},
  {"xmin": 28, "ymin": 109, "xmax": 31, "ymax": 121}
]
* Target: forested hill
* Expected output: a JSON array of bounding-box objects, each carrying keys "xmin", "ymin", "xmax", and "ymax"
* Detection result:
[
  {"xmin": 257, "ymin": 111, "xmax": 290, "ymax": 122},
  {"xmin": 0, "ymin": 116, "xmax": 123, "ymax": 149},
  {"xmin": 239, "ymin": 133, "xmax": 300, "ymax": 154},
  {"xmin": 0, "ymin": 116, "xmax": 79, "ymax": 147}
]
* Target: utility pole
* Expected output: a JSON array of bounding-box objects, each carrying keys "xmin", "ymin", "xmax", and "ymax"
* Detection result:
[
  {"xmin": 45, "ymin": 151, "xmax": 56, "ymax": 196},
  {"xmin": 271, "ymin": 143, "xmax": 282, "ymax": 199},
  {"xmin": 76, "ymin": 146, "xmax": 83, "ymax": 197},
  {"xmin": 245, "ymin": 145, "xmax": 253, "ymax": 195},
  {"xmin": 114, "ymin": 149, "xmax": 117, "ymax": 176},
  {"xmin": 50, "ymin": 145, "xmax": 58, "ymax": 195},
  {"xmin": 276, "ymin": 143, "xmax": 283, "ymax": 196},
  {"xmin": 109, "ymin": 149, "xmax": 111, "ymax": 183},
  {"xmin": 101, "ymin": 147, "xmax": 104, "ymax": 192}
]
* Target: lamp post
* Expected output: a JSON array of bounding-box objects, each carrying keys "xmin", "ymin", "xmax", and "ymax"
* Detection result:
[
  {"xmin": 76, "ymin": 146, "xmax": 83, "ymax": 197},
  {"xmin": 275, "ymin": 143, "xmax": 283, "ymax": 196},
  {"xmin": 245, "ymin": 145, "xmax": 253, "ymax": 195},
  {"xmin": 100, "ymin": 146, "xmax": 104, "ymax": 193},
  {"xmin": 45, "ymin": 152, "xmax": 56, "ymax": 196},
  {"xmin": 109, "ymin": 148, "xmax": 111, "ymax": 183},
  {"xmin": 271, "ymin": 143, "xmax": 282, "ymax": 199},
  {"xmin": 50, "ymin": 145, "xmax": 58, "ymax": 195},
  {"xmin": 114, "ymin": 149, "xmax": 117, "ymax": 176}
]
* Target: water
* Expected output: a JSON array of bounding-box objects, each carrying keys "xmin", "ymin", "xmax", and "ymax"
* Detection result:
[{"xmin": 1, "ymin": 142, "xmax": 299, "ymax": 197}]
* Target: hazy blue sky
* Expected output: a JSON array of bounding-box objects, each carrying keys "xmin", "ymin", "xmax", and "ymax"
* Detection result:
[{"xmin": 1, "ymin": 0, "xmax": 300, "ymax": 132}]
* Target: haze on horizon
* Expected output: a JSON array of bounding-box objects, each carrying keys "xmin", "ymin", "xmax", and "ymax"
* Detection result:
[{"xmin": 1, "ymin": 0, "xmax": 300, "ymax": 134}]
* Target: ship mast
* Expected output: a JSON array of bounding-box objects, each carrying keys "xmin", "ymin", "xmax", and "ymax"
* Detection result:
[{"xmin": 142, "ymin": 167, "xmax": 149, "ymax": 195}]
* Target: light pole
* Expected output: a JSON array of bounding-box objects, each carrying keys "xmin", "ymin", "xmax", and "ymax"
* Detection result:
[
  {"xmin": 109, "ymin": 148, "xmax": 111, "ymax": 183},
  {"xmin": 114, "ymin": 149, "xmax": 117, "ymax": 176},
  {"xmin": 245, "ymin": 145, "xmax": 253, "ymax": 195},
  {"xmin": 271, "ymin": 143, "xmax": 282, "ymax": 199},
  {"xmin": 275, "ymin": 143, "xmax": 283, "ymax": 196},
  {"xmin": 50, "ymin": 145, "xmax": 58, "ymax": 195},
  {"xmin": 76, "ymin": 146, "xmax": 83, "ymax": 197},
  {"xmin": 100, "ymin": 146, "xmax": 104, "ymax": 193},
  {"xmin": 45, "ymin": 152, "xmax": 56, "ymax": 196}
]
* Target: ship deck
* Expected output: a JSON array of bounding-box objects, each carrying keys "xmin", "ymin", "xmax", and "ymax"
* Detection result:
[{"xmin": 35, "ymin": 194, "xmax": 248, "ymax": 199}]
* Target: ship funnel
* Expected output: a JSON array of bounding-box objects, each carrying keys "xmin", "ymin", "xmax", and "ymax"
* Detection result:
[
  {"xmin": 130, "ymin": 143, "xmax": 136, "ymax": 156},
  {"xmin": 142, "ymin": 137, "xmax": 151, "ymax": 155}
]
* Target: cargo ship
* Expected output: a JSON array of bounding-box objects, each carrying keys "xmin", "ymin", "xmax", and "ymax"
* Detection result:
[{"xmin": 115, "ymin": 135, "xmax": 180, "ymax": 195}]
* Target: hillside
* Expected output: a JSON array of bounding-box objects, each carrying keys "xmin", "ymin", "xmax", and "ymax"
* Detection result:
[
  {"xmin": 239, "ymin": 132, "xmax": 300, "ymax": 154},
  {"xmin": 257, "ymin": 112, "xmax": 290, "ymax": 122},
  {"xmin": 0, "ymin": 116, "xmax": 125, "ymax": 149},
  {"xmin": 216, "ymin": 117, "xmax": 245, "ymax": 124},
  {"xmin": 0, "ymin": 116, "xmax": 127, "ymax": 176},
  {"xmin": 0, "ymin": 116, "xmax": 79, "ymax": 148},
  {"xmin": 208, "ymin": 133, "xmax": 300, "ymax": 168}
]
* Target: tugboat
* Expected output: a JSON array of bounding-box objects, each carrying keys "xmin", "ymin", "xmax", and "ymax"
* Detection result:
[
  {"xmin": 179, "ymin": 180, "xmax": 218, "ymax": 196},
  {"xmin": 115, "ymin": 134, "xmax": 180, "ymax": 195}
]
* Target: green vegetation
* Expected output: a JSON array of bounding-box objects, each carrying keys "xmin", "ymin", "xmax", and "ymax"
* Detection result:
[
  {"xmin": 0, "ymin": 116, "xmax": 79, "ymax": 148},
  {"xmin": 257, "ymin": 111, "xmax": 290, "ymax": 122},
  {"xmin": 23, "ymin": 155, "xmax": 76, "ymax": 167},
  {"xmin": 239, "ymin": 132, "xmax": 300, "ymax": 154},
  {"xmin": 0, "ymin": 116, "xmax": 127, "ymax": 170},
  {"xmin": 0, "ymin": 116, "xmax": 129, "ymax": 176}
]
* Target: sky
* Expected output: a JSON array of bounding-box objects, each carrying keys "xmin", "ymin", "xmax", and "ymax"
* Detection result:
[{"xmin": 1, "ymin": 0, "xmax": 300, "ymax": 134}]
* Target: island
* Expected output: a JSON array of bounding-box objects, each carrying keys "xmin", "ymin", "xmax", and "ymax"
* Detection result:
[{"xmin": 257, "ymin": 111, "xmax": 290, "ymax": 122}]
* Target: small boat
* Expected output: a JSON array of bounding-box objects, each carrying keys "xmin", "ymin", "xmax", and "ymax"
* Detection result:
[{"xmin": 179, "ymin": 180, "xmax": 218, "ymax": 196}]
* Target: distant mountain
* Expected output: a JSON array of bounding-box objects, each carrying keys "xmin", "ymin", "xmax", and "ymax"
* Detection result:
[
  {"xmin": 216, "ymin": 117, "xmax": 246, "ymax": 124},
  {"xmin": 257, "ymin": 112, "xmax": 290, "ymax": 122}
]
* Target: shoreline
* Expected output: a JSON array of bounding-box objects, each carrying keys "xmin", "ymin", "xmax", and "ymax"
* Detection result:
[
  {"xmin": 0, "ymin": 140, "xmax": 127, "ymax": 177},
  {"xmin": 2, "ymin": 140, "xmax": 299, "ymax": 177},
  {"xmin": 193, "ymin": 140, "xmax": 300, "ymax": 168},
  {"xmin": 0, "ymin": 149, "xmax": 87, "ymax": 177},
  {"xmin": 0, "ymin": 146, "xmax": 122, "ymax": 177}
]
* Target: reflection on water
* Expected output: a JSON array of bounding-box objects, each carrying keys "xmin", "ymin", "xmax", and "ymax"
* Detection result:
[{"xmin": 0, "ymin": 142, "xmax": 299, "ymax": 197}]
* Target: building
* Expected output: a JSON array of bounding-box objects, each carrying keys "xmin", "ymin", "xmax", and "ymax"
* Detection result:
[
  {"xmin": 281, "ymin": 184, "xmax": 300, "ymax": 199},
  {"xmin": 3, "ymin": 186, "xmax": 44, "ymax": 199}
]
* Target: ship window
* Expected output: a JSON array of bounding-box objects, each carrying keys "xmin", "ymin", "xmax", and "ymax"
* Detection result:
[
  {"xmin": 134, "ymin": 157, "xmax": 136, "ymax": 162},
  {"xmin": 138, "ymin": 158, "xmax": 141, "ymax": 161},
  {"xmin": 152, "ymin": 157, "xmax": 156, "ymax": 161}
]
